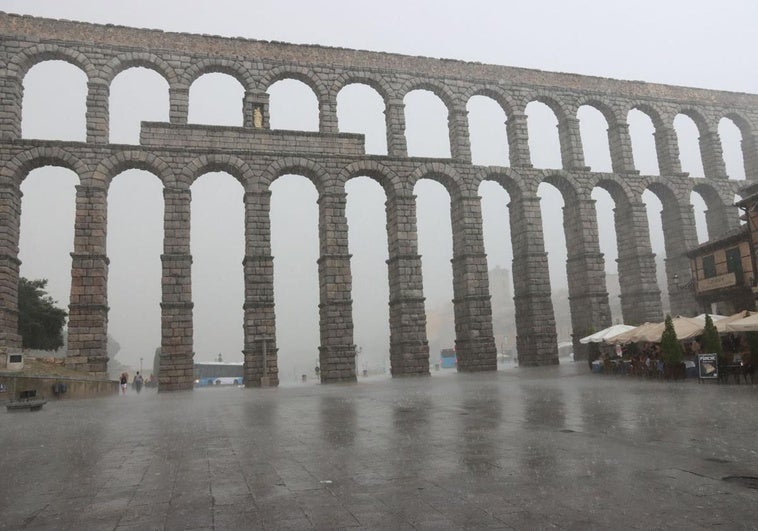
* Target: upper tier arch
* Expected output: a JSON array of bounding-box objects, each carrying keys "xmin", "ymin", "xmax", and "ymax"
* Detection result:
[
  {"xmin": 8, "ymin": 43, "xmax": 96, "ymax": 81},
  {"xmin": 102, "ymin": 52, "xmax": 178, "ymax": 86}
]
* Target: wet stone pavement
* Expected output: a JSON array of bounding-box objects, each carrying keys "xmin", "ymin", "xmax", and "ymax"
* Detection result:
[{"xmin": 1, "ymin": 363, "xmax": 758, "ymax": 530}]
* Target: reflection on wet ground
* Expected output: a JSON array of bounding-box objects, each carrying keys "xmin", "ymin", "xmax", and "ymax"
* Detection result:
[{"xmin": 1, "ymin": 363, "xmax": 757, "ymax": 529}]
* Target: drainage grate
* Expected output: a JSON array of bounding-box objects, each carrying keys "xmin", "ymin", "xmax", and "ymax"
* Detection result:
[
  {"xmin": 722, "ymin": 476, "xmax": 758, "ymax": 489},
  {"xmin": 705, "ymin": 457, "xmax": 731, "ymax": 464}
]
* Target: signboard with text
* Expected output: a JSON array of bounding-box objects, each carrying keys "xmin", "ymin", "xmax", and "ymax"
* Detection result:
[
  {"xmin": 698, "ymin": 353, "xmax": 719, "ymax": 379},
  {"xmin": 698, "ymin": 273, "xmax": 736, "ymax": 293}
]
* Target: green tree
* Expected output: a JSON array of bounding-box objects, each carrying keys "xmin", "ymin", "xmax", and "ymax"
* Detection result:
[
  {"xmin": 660, "ymin": 314, "xmax": 683, "ymax": 366},
  {"xmin": 701, "ymin": 314, "xmax": 723, "ymax": 357},
  {"xmin": 18, "ymin": 277, "xmax": 67, "ymax": 351},
  {"xmin": 702, "ymin": 313, "xmax": 728, "ymax": 380}
]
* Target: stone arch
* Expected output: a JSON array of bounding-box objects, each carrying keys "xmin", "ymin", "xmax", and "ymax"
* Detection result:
[
  {"xmin": 689, "ymin": 181, "xmax": 725, "ymax": 242},
  {"xmin": 399, "ymin": 79, "xmax": 456, "ymax": 110},
  {"xmin": 676, "ymin": 107, "xmax": 712, "ymax": 136},
  {"xmin": 409, "ymin": 162, "xmax": 463, "ymax": 199},
  {"xmin": 181, "ymin": 154, "xmax": 254, "ymax": 188},
  {"xmin": 94, "ymin": 152, "xmax": 174, "ymax": 188},
  {"xmin": 184, "ymin": 59, "xmax": 255, "ymax": 91},
  {"xmin": 8, "ymin": 43, "xmax": 96, "ymax": 81},
  {"xmin": 721, "ymin": 110, "xmax": 753, "ymax": 139},
  {"xmin": 464, "ymin": 88, "xmax": 513, "ymax": 166},
  {"xmin": 719, "ymin": 111, "xmax": 754, "ymax": 181},
  {"xmin": 574, "ymin": 99, "xmax": 620, "ymax": 170},
  {"xmin": 540, "ymin": 171, "xmax": 582, "ymax": 203},
  {"xmin": 525, "ymin": 93, "xmax": 570, "ymax": 122},
  {"xmin": 402, "ymin": 83, "xmax": 454, "ymax": 159},
  {"xmin": 261, "ymin": 157, "xmax": 329, "ymax": 193},
  {"xmin": 464, "ymin": 86, "xmax": 518, "ymax": 119},
  {"xmin": 338, "ymin": 160, "xmax": 402, "ymax": 199},
  {"xmin": 333, "ymin": 72, "xmax": 391, "ymax": 104},
  {"xmin": 478, "ymin": 167, "xmax": 527, "ymax": 201},
  {"xmin": 262, "ymin": 66, "xmax": 327, "ymax": 100},
  {"xmin": 101, "ymin": 52, "xmax": 178, "ymax": 86},
  {"xmin": 591, "ymin": 175, "xmax": 634, "ymax": 207},
  {"xmin": 691, "ymin": 180, "xmax": 727, "ymax": 210},
  {"xmin": 645, "ymin": 179, "xmax": 680, "ymax": 209},
  {"xmin": 523, "ymin": 94, "xmax": 567, "ymax": 169},
  {"xmin": 625, "ymin": 104, "xmax": 663, "ymax": 175},
  {"xmin": 574, "ymin": 97, "xmax": 622, "ymax": 127},
  {"xmin": 629, "ymin": 102, "xmax": 667, "ymax": 131},
  {"xmin": 335, "ymin": 80, "xmax": 388, "ymax": 155},
  {"xmin": 1, "ymin": 146, "xmax": 88, "ymax": 186}
]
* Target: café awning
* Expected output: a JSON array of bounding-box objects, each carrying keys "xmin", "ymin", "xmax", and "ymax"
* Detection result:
[
  {"xmin": 579, "ymin": 324, "xmax": 636, "ymax": 344},
  {"xmin": 723, "ymin": 312, "xmax": 758, "ymax": 333},
  {"xmin": 606, "ymin": 317, "xmax": 705, "ymax": 344}
]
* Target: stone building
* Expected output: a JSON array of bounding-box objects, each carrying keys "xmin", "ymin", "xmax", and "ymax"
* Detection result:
[
  {"xmin": 687, "ymin": 184, "xmax": 758, "ymax": 313},
  {"xmin": 0, "ymin": 13, "xmax": 754, "ymax": 389}
]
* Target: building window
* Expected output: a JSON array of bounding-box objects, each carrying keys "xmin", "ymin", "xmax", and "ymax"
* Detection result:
[
  {"xmin": 702, "ymin": 255, "xmax": 716, "ymax": 278},
  {"xmin": 725, "ymin": 247, "xmax": 742, "ymax": 274},
  {"xmin": 725, "ymin": 247, "xmax": 743, "ymax": 284}
]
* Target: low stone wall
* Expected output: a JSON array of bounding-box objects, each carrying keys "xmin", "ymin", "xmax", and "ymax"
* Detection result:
[
  {"xmin": 140, "ymin": 122, "xmax": 366, "ymax": 155},
  {"xmin": 0, "ymin": 374, "xmax": 119, "ymax": 401}
]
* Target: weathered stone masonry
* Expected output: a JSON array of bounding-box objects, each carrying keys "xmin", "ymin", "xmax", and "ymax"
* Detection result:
[{"xmin": 0, "ymin": 12, "xmax": 754, "ymax": 386}]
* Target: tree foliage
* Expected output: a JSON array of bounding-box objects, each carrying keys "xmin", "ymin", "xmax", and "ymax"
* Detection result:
[
  {"xmin": 660, "ymin": 314, "xmax": 683, "ymax": 366},
  {"xmin": 18, "ymin": 277, "xmax": 67, "ymax": 351},
  {"xmin": 701, "ymin": 314, "xmax": 723, "ymax": 357}
]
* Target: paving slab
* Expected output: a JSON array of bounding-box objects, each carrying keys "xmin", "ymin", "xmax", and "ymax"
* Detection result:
[{"xmin": 1, "ymin": 364, "xmax": 758, "ymax": 530}]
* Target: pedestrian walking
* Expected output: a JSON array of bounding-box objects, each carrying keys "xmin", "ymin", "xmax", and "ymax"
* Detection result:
[
  {"xmin": 134, "ymin": 372, "xmax": 144, "ymax": 394},
  {"xmin": 120, "ymin": 372, "xmax": 128, "ymax": 395}
]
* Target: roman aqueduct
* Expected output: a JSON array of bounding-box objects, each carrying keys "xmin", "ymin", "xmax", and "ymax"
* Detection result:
[{"xmin": 0, "ymin": 13, "xmax": 755, "ymax": 389}]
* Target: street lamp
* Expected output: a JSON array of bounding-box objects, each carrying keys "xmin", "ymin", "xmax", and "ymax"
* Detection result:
[
  {"xmin": 672, "ymin": 273, "xmax": 694, "ymax": 291},
  {"xmin": 140, "ymin": 357, "xmax": 143, "ymax": 374}
]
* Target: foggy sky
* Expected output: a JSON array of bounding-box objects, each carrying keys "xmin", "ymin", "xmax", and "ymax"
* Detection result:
[{"xmin": 4, "ymin": 0, "xmax": 756, "ymax": 378}]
